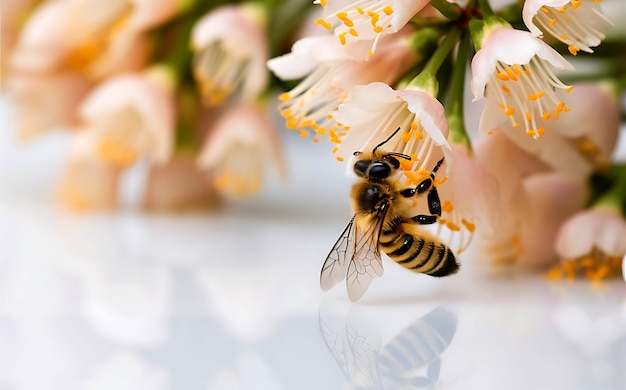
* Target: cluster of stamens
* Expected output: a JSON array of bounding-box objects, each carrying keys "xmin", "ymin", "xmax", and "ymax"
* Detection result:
[
  {"xmin": 212, "ymin": 142, "xmax": 264, "ymax": 196},
  {"xmin": 490, "ymin": 58, "xmax": 572, "ymax": 138},
  {"xmin": 314, "ymin": 0, "xmax": 396, "ymax": 55},
  {"xmin": 547, "ymin": 247, "xmax": 624, "ymax": 285},
  {"xmin": 193, "ymin": 41, "xmax": 250, "ymax": 106},
  {"xmin": 533, "ymin": 0, "xmax": 610, "ymax": 55}
]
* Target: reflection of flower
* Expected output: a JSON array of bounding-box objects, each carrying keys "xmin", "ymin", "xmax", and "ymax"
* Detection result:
[{"xmin": 319, "ymin": 302, "xmax": 457, "ymax": 389}]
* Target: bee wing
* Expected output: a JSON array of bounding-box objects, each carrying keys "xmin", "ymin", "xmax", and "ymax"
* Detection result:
[
  {"xmin": 346, "ymin": 209, "xmax": 387, "ymax": 302},
  {"xmin": 320, "ymin": 217, "xmax": 356, "ymax": 291}
]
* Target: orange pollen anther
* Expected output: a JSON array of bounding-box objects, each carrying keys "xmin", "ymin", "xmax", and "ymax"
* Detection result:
[
  {"xmin": 315, "ymin": 19, "xmax": 331, "ymax": 30},
  {"xmin": 383, "ymin": 5, "xmax": 393, "ymax": 15}
]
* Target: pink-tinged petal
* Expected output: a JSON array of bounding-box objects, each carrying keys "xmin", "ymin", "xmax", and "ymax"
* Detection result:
[
  {"xmin": 522, "ymin": 0, "xmax": 571, "ymax": 37},
  {"xmin": 523, "ymin": 0, "xmax": 611, "ymax": 54},
  {"xmin": 192, "ymin": 5, "xmax": 268, "ymax": 104},
  {"xmin": 9, "ymin": 0, "xmax": 71, "ymax": 72},
  {"xmin": 333, "ymin": 82, "xmax": 449, "ymax": 164},
  {"xmin": 557, "ymin": 210, "xmax": 626, "ymax": 259},
  {"xmin": 197, "ymin": 103, "xmax": 284, "ymax": 197},
  {"xmin": 88, "ymin": 31, "xmax": 150, "ymax": 79},
  {"xmin": 79, "ymin": 73, "xmax": 176, "ymax": 165},
  {"xmin": 142, "ymin": 154, "xmax": 222, "ymax": 212},
  {"xmin": 129, "ymin": 0, "xmax": 185, "ymax": 31},
  {"xmin": 471, "ymin": 27, "xmax": 573, "ymax": 100},
  {"xmin": 7, "ymin": 71, "xmax": 91, "ymax": 139},
  {"xmin": 518, "ymin": 172, "xmax": 587, "ymax": 269},
  {"xmin": 57, "ymin": 133, "xmax": 121, "ymax": 211},
  {"xmin": 318, "ymin": 0, "xmax": 429, "ymax": 53}
]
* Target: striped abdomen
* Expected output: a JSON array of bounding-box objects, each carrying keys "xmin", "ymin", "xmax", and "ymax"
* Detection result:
[{"xmin": 379, "ymin": 224, "xmax": 459, "ymax": 277}]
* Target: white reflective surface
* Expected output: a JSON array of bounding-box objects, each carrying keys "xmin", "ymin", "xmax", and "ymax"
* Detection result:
[{"xmin": 1, "ymin": 98, "xmax": 626, "ymax": 390}]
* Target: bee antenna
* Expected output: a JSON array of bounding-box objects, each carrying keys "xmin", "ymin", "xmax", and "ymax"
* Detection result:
[
  {"xmin": 372, "ymin": 127, "xmax": 402, "ymax": 154},
  {"xmin": 387, "ymin": 152, "xmax": 411, "ymax": 161}
]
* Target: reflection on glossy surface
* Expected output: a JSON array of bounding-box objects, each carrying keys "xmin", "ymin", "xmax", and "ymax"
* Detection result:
[{"xmin": 320, "ymin": 302, "xmax": 457, "ymax": 389}]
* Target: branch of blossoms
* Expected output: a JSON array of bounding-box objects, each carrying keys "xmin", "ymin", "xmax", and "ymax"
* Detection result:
[
  {"xmin": 267, "ymin": 0, "xmax": 626, "ymax": 281},
  {"xmin": 3, "ymin": 0, "xmax": 626, "ymax": 281}
]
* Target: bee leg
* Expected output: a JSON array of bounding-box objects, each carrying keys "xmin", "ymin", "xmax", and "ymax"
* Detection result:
[
  {"xmin": 411, "ymin": 215, "xmax": 438, "ymax": 225},
  {"xmin": 432, "ymin": 157, "xmax": 445, "ymax": 174},
  {"xmin": 427, "ymin": 186, "xmax": 442, "ymax": 216}
]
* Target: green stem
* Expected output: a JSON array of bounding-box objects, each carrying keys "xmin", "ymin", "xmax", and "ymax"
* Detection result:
[
  {"xmin": 429, "ymin": 0, "xmax": 463, "ymax": 20},
  {"xmin": 593, "ymin": 165, "xmax": 626, "ymax": 215},
  {"xmin": 406, "ymin": 27, "xmax": 461, "ymax": 96},
  {"xmin": 478, "ymin": 0, "xmax": 495, "ymax": 18},
  {"xmin": 446, "ymin": 32, "xmax": 471, "ymax": 149}
]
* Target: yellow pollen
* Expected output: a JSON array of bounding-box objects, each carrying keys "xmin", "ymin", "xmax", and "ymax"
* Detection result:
[
  {"xmin": 496, "ymin": 72, "xmax": 509, "ymax": 81},
  {"xmin": 97, "ymin": 137, "xmax": 137, "ymax": 168},
  {"xmin": 557, "ymin": 6, "xmax": 567, "ymax": 12},
  {"xmin": 415, "ymin": 131, "xmax": 423, "ymax": 139},
  {"xmin": 299, "ymin": 130, "xmax": 309, "ymax": 138},
  {"xmin": 356, "ymin": 7, "xmax": 364, "ymax": 14},
  {"xmin": 315, "ymin": 19, "xmax": 331, "ymax": 30},
  {"xmin": 383, "ymin": 5, "xmax": 393, "ymax": 15},
  {"xmin": 349, "ymin": 28, "xmax": 358, "ymax": 36},
  {"xmin": 399, "ymin": 158, "xmax": 414, "ymax": 171},
  {"xmin": 504, "ymin": 106, "xmax": 515, "ymax": 116},
  {"xmin": 537, "ymin": 127, "xmax": 545, "ymax": 136},
  {"xmin": 320, "ymin": 0, "xmax": 327, "ymax": 6},
  {"xmin": 560, "ymin": 35, "xmax": 568, "ymax": 40},
  {"xmin": 555, "ymin": 102, "xmax": 565, "ymax": 119},
  {"xmin": 316, "ymin": 128, "xmax": 326, "ymax": 135},
  {"xmin": 368, "ymin": 49, "xmax": 374, "ymax": 57},
  {"xmin": 369, "ymin": 12, "xmax": 379, "ymax": 26},
  {"xmin": 502, "ymin": 85, "xmax": 511, "ymax": 94},
  {"xmin": 401, "ymin": 132, "xmax": 411, "ymax": 142},
  {"xmin": 571, "ymin": 0, "xmax": 581, "ymax": 9},
  {"xmin": 280, "ymin": 109, "xmax": 292, "ymax": 117},
  {"xmin": 446, "ymin": 221, "xmax": 460, "ymax": 231},
  {"xmin": 461, "ymin": 219, "xmax": 476, "ymax": 232},
  {"xmin": 313, "ymin": 138, "xmax": 320, "ymax": 143},
  {"xmin": 513, "ymin": 64, "xmax": 523, "ymax": 75},
  {"xmin": 373, "ymin": 26, "xmax": 383, "ymax": 33},
  {"xmin": 566, "ymin": 85, "xmax": 574, "ymax": 92},
  {"xmin": 541, "ymin": 6, "xmax": 550, "ymax": 12},
  {"xmin": 505, "ymin": 67, "xmax": 518, "ymax": 81},
  {"xmin": 526, "ymin": 129, "xmax": 536, "ymax": 137},
  {"xmin": 336, "ymin": 156, "xmax": 344, "ymax": 162},
  {"xmin": 526, "ymin": 112, "xmax": 532, "ymax": 122},
  {"xmin": 278, "ymin": 92, "xmax": 290, "ymax": 101},
  {"xmin": 568, "ymin": 46, "xmax": 579, "ymax": 55},
  {"xmin": 338, "ymin": 32, "xmax": 347, "ymax": 45},
  {"xmin": 433, "ymin": 177, "xmax": 447, "ymax": 186},
  {"xmin": 487, "ymin": 130, "xmax": 494, "ymax": 135},
  {"xmin": 442, "ymin": 201, "xmax": 454, "ymax": 213},
  {"xmin": 513, "ymin": 122, "xmax": 520, "ymax": 128},
  {"xmin": 549, "ymin": 18, "xmax": 557, "ymax": 27},
  {"xmin": 410, "ymin": 121, "xmax": 418, "ymax": 130},
  {"xmin": 542, "ymin": 112, "xmax": 551, "ymax": 120}
]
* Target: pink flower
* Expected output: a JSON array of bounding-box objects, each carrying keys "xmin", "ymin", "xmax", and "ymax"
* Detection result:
[
  {"xmin": 197, "ymin": 102, "xmax": 284, "ymax": 197},
  {"xmin": 331, "ymin": 82, "xmax": 449, "ymax": 163},
  {"xmin": 0, "ymin": 0, "xmax": 40, "ymax": 86},
  {"xmin": 142, "ymin": 154, "xmax": 222, "ymax": 212},
  {"xmin": 9, "ymin": 0, "xmax": 151, "ymax": 77},
  {"xmin": 471, "ymin": 25, "xmax": 574, "ymax": 139},
  {"xmin": 7, "ymin": 70, "xmax": 91, "ymax": 139},
  {"xmin": 57, "ymin": 133, "xmax": 121, "ymax": 211},
  {"xmin": 76, "ymin": 69, "xmax": 176, "ymax": 168},
  {"xmin": 486, "ymin": 83, "xmax": 620, "ymax": 178},
  {"xmin": 267, "ymin": 31, "xmax": 418, "ymax": 140},
  {"xmin": 191, "ymin": 4, "xmax": 268, "ymax": 106},
  {"xmin": 473, "ymin": 131, "xmax": 588, "ymax": 269},
  {"xmin": 553, "ymin": 209, "xmax": 626, "ymax": 280},
  {"xmin": 314, "ymin": 0, "xmax": 429, "ymax": 55},
  {"xmin": 522, "ymin": 0, "xmax": 612, "ymax": 55}
]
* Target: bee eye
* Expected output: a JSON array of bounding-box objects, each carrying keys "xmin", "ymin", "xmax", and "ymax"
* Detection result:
[
  {"xmin": 368, "ymin": 163, "xmax": 391, "ymax": 179},
  {"xmin": 385, "ymin": 156, "xmax": 400, "ymax": 169},
  {"xmin": 353, "ymin": 151, "xmax": 362, "ymax": 156},
  {"xmin": 354, "ymin": 160, "xmax": 370, "ymax": 176}
]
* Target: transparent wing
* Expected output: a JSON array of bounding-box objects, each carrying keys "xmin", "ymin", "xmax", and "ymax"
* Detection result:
[
  {"xmin": 346, "ymin": 209, "xmax": 387, "ymax": 302},
  {"xmin": 320, "ymin": 217, "xmax": 356, "ymax": 291}
]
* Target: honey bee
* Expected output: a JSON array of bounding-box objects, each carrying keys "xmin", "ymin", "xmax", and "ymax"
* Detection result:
[{"xmin": 321, "ymin": 128, "xmax": 459, "ymax": 301}]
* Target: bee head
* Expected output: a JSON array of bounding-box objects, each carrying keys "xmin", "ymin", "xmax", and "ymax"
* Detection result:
[{"xmin": 354, "ymin": 160, "xmax": 392, "ymax": 180}]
